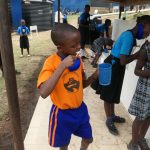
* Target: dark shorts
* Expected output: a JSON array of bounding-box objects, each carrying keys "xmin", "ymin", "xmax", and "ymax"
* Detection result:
[
  {"xmin": 20, "ymin": 36, "xmax": 29, "ymax": 49},
  {"xmin": 48, "ymin": 102, "xmax": 92, "ymax": 147},
  {"xmin": 91, "ymin": 55, "xmax": 125, "ymax": 104},
  {"xmin": 79, "ymin": 27, "xmax": 90, "ymax": 47}
]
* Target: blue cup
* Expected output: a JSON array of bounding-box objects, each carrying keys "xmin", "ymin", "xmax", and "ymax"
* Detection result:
[{"xmin": 99, "ymin": 63, "xmax": 112, "ymax": 86}]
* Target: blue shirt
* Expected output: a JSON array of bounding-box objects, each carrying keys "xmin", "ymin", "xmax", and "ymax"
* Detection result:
[
  {"xmin": 79, "ymin": 12, "xmax": 90, "ymax": 26},
  {"xmin": 96, "ymin": 24, "xmax": 107, "ymax": 33},
  {"xmin": 17, "ymin": 26, "xmax": 30, "ymax": 35},
  {"xmin": 111, "ymin": 31, "xmax": 134, "ymax": 58}
]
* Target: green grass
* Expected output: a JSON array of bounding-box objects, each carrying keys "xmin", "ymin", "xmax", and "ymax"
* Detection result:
[
  {"xmin": 126, "ymin": 10, "xmax": 150, "ymax": 20},
  {"xmin": 67, "ymin": 14, "xmax": 79, "ymax": 27},
  {"xmin": 0, "ymin": 31, "xmax": 56, "ymax": 119},
  {"xmin": 67, "ymin": 14, "xmax": 79, "ymax": 23}
]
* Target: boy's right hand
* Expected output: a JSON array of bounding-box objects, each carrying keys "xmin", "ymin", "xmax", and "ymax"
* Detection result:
[{"xmin": 62, "ymin": 55, "xmax": 76, "ymax": 68}]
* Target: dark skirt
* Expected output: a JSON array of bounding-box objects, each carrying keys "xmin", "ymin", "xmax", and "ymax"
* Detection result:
[
  {"xmin": 20, "ymin": 36, "xmax": 29, "ymax": 49},
  {"xmin": 91, "ymin": 55, "xmax": 125, "ymax": 104}
]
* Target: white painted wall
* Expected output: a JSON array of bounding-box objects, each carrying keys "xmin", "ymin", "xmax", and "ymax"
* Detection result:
[
  {"xmin": 112, "ymin": 19, "xmax": 136, "ymax": 41},
  {"xmin": 121, "ymin": 60, "xmax": 138, "ymax": 115}
]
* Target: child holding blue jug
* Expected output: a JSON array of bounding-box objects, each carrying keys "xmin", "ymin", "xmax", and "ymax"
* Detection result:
[
  {"xmin": 90, "ymin": 37, "xmax": 113, "ymax": 68},
  {"xmin": 91, "ymin": 15, "xmax": 150, "ymax": 137}
]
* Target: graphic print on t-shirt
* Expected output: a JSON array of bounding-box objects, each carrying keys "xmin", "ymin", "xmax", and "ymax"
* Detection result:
[
  {"xmin": 22, "ymin": 27, "xmax": 26, "ymax": 35},
  {"xmin": 63, "ymin": 72, "xmax": 80, "ymax": 93}
]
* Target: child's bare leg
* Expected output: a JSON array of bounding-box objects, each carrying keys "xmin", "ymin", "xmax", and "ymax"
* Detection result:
[
  {"xmin": 91, "ymin": 53, "xmax": 98, "ymax": 65},
  {"xmin": 60, "ymin": 146, "xmax": 68, "ymax": 150},
  {"xmin": 27, "ymin": 48, "xmax": 30, "ymax": 55},
  {"xmin": 104, "ymin": 101, "xmax": 112, "ymax": 118},
  {"xmin": 80, "ymin": 138, "xmax": 93, "ymax": 150},
  {"xmin": 139, "ymin": 117, "xmax": 150, "ymax": 139},
  {"xmin": 137, "ymin": 118, "xmax": 150, "ymax": 149},
  {"xmin": 105, "ymin": 102, "xmax": 119, "ymax": 135},
  {"xmin": 110, "ymin": 103, "xmax": 115, "ymax": 114},
  {"xmin": 92, "ymin": 53, "xmax": 100, "ymax": 65},
  {"xmin": 21, "ymin": 48, "xmax": 23, "ymax": 55},
  {"xmin": 131, "ymin": 117, "xmax": 143, "ymax": 143}
]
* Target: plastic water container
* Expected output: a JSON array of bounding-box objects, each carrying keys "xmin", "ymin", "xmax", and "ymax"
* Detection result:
[{"xmin": 99, "ymin": 63, "xmax": 112, "ymax": 86}]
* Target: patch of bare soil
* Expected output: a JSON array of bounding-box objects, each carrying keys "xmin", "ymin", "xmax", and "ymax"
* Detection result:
[{"xmin": 0, "ymin": 55, "xmax": 47, "ymax": 150}]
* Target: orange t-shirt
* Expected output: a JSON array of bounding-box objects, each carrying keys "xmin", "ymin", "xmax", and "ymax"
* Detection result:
[{"xmin": 37, "ymin": 53, "xmax": 84, "ymax": 110}]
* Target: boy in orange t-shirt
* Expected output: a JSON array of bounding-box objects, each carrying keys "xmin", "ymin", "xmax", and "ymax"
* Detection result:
[{"xmin": 37, "ymin": 23, "xmax": 98, "ymax": 150}]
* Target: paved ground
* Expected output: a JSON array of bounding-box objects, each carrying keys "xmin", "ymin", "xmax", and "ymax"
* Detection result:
[
  {"xmin": 24, "ymin": 57, "xmax": 133, "ymax": 150},
  {"xmin": 24, "ymin": 88, "xmax": 132, "ymax": 150}
]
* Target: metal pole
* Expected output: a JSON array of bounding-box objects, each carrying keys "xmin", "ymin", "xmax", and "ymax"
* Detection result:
[
  {"xmin": 58, "ymin": 0, "xmax": 60, "ymax": 23},
  {"xmin": 119, "ymin": 6, "xmax": 122, "ymax": 19},
  {"xmin": 0, "ymin": 1, "xmax": 24, "ymax": 150}
]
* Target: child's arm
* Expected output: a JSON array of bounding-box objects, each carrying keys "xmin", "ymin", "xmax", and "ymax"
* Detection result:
[
  {"xmin": 17, "ymin": 27, "xmax": 22, "ymax": 36},
  {"xmin": 26, "ymin": 27, "xmax": 30, "ymax": 35},
  {"xmin": 82, "ymin": 69, "xmax": 98, "ymax": 88},
  {"xmin": 134, "ymin": 47, "xmax": 150, "ymax": 77},
  {"xmin": 92, "ymin": 51, "xmax": 102, "ymax": 66},
  {"xmin": 104, "ymin": 31, "xmax": 109, "ymax": 38},
  {"xmin": 120, "ymin": 51, "xmax": 140, "ymax": 66},
  {"xmin": 39, "ymin": 55, "xmax": 76, "ymax": 98}
]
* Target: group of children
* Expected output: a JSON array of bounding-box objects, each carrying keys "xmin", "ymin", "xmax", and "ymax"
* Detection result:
[
  {"xmin": 37, "ymin": 15, "xmax": 150, "ymax": 150},
  {"xmin": 78, "ymin": 5, "xmax": 112, "ymax": 60},
  {"xmin": 91, "ymin": 15, "xmax": 150, "ymax": 150}
]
